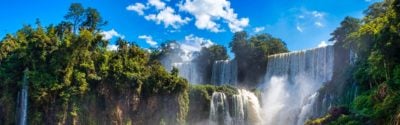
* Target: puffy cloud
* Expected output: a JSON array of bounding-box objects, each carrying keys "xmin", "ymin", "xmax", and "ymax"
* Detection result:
[
  {"xmin": 126, "ymin": 0, "xmax": 248, "ymax": 32},
  {"xmin": 182, "ymin": 34, "xmax": 214, "ymax": 51},
  {"xmin": 178, "ymin": 0, "xmax": 249, "ymax": 33},
  {"xmin": 138, "ymin": 35, "xmax": 158, "ymax": 47},
  {"xmin": 126, "ymin": 0, "xmax": 190, "ymax": 29},
  {"xmin": 144, "ymin": 7, "xmax": 191, "ymax": 29},
  {"xmin": 179, "ymin": 34, "xmax": 214, "ymax": 61},
  {"xmin": 253, "ymin": 26, "xmax": 265, "ymax": 33},
  {"xmin": 317, "ymin": 41, "xmax": 328, "ymax": 47},
  {"xmin": 148, "ymin": 0, "xmax": 166, "ymax": 10},
  {"xmin": 100, "ymin": 29, "xmax": 124, "ymax": 40},
  {"xmin": 126, "ymin": 3, "xmax": 148, "ymax": 15}
]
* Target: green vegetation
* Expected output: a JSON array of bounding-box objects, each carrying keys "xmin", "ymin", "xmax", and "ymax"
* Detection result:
[
  {"xmin": 1, "ymin": 0, "xmax": 399, "ymax": 124},
  {"xmin": 194, "ymin": 45, "xmax": 229, "ymax": 84},
  {"xmin": 308, "ymin": 0, "xmax": 400, "ymax": 124},
  {"xmin": 229, "ymin": 31, "xmax": 288, "ymax": 86},
  {"xmin": 187, "ymin": 84, "xmax": 237, "ymax": 124},
  {"xmin": 0, "ymin": 3, "xmax": 188, "ymax": 124}
]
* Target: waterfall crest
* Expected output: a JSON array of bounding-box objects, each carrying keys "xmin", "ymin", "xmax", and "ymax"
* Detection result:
[
  {"xmin": 262, "ymin": 46, "xmax": 334, "ymax": 125},
  {"xmin": 172, "ymin": 62, "xmax": 204, "ymax": 84},
  {"xmin": 211, "ymin": 60, "xmax": 237, "ymax": 85}
]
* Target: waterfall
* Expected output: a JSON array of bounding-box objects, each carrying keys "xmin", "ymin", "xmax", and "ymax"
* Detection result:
[
  {"xmin": 172, "ymin": 62, "xmax": 204, "ymax": 84},
  {"xmin": 18, "ymin": 69, "xmax": 29, "ymax": 125},
  {"xmin": 209, "ymin": 89, "xmax": 262, "ymax": 125},
  {"xmin": 262, "ymin": 46, "xmax": 334, "ymax": 125},
  {"xmin": 232, "ymin": 89, "xmax": 262, "ymax": 125},
  {"xmin": 209, "ymin": 92, "xmax": 232, "ymax": 125},
  {"xmin": 211, "ymin": 60, "xmax": 237, "ymax": 86}
]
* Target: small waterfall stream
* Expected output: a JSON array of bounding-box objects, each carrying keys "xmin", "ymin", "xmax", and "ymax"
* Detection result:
[{"xmin": 18, "ymin": 69, "xmax": 29, "ymax": 125}]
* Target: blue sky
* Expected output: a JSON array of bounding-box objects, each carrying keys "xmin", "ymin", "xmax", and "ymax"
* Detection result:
[{"xmin": 0, "ymin": 0, "xmax": 380, "ymax": 56}]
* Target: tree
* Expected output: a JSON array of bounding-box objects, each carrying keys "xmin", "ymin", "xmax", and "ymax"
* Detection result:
[
  {"xmin": 329, "ymin": 16, "xmax": 361, "ymax": 44},
  {"xmin": 229, "ymin": 31, "xmax": 288, "ymax": 86},
  {"xmin": 82, "ymin": 8, "xmax": 107, "ymax": 31},
  {"xmin": 64, "ymin": 3, "xmax": 85, "ymax": 33},
  {"xmin": 193, "ymin": 45, "xmax": 229, "ymax": 83},
  {"xmin": 64, "ymin": 4, "xmax": 107, "ymax": 33},
  {"xmin": 0, "ymin": 3, "xmax": 190, "ymax": 124},
  {"xmin": 229, "ymin": 31, "xmax": 248, "ymax": 60}
]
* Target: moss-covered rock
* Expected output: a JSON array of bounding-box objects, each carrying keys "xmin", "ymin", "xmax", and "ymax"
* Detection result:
[{"xmin": 187, "ymin": 84, "xmax": 237, "ymax": 124}]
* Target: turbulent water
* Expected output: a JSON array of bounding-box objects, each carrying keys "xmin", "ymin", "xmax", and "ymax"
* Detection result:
[
  {"xmin": 262, "ymin": 46, "xmax": 334, "ymax": 125},
  {"xmin": 211, "ymin": 60, "xmax": 238, "ymax": 86},
  {"xmin": 209, "ymin": 89, "xmax": 262, "ymax": 125},
  {"xmin": 18, "ymin": 69, "xmax": 28, "ymax": 125},
  {"xmin": 209, "ymin": 92, "xmax": 232, "ymax": 125}
]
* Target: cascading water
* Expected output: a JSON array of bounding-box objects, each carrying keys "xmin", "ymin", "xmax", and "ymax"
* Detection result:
[
  {"xmin": 232, "ymin": 89, "xmax": 262, "ymax": 125},
  {"xmin": 209, "ymin": 89, "xmax": 262, "ymax": 125},
  {"xmin": 211, "ymin": 60, "xmax": 238, "ymax": 85},
  {"xmin": 18, "ymin": 69, "xmax": 28, "ymax": 125},
  {"xmin": 262, "ymin": 46, "xmax": 334, "ymax": 125},
  {"xmin": 209, "ymin": 92, "xmax": 232, "ymax": 125},
  {"xmin": 172, "ymin": 62, "xmax": 204, "ymax": 84}
]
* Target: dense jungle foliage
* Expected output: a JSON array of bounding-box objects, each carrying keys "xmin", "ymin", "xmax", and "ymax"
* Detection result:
[{"xmin": 307, "ymin": 0, "xmax": 400, "ymax": 124}]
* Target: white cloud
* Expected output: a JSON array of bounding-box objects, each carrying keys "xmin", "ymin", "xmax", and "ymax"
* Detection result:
[
  {"xmin": 253, "ymin": 26, "xmax": 265, "ymax": 33},
  {"xmin": 318, "ymin": 41, "xmax": 328, "ymax": 47},
  {"xmin": 184, "ymin": 34, "xmax": 214, "ymax": 48},
  {"xmin": 100, "ymin": 29, "xmax": 124, "ymax": 40},
  {"xmin": 178, "ymin": 0, "xmax": 249, "ymax": 33},
  {"xmin": 126, "ymin": 3, "xmax": 148, "ymax": 15},
  {"xmin": 107, "ymin": 44, "xmax": 118, "ymax": 51},
  {"xmin": 148, "ymin": 0, "xmax": 166, "ymax": 10},
  {"xmin": 315, "ymin": 21, "xmax": 323, "ymax": 27},
  {"xmin": 144, "ymin": 7, "xmax": 191, "ymax": 29},
  {"xmin": 295, "ymin": 9, "xmax": 327, "ymax": 30},
  {"xmin": 311, "ymin": 11, "xmax": 324, "ymax": 18},
  {"xmin": 139, "ymin": 35, "xmax": 158, "ymax": 47},
  {"xmin": 178, "ymin": 34, "xmax": 214, "ymax": 61},
  {"xmin": 126, "ymin": 0, "xmax": 248, "ymax": 32},
  {"xmin": 296, "ymin": 25, "xmax": 303, "ymax": 32},
  {"xmin": 127, "ymin": 0, "xmax": 190, "ymax": 29}
]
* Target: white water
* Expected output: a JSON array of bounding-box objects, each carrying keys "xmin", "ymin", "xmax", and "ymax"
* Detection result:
[
  {"xmin": 18, "ymin": 69, "xmax": 28, "ymax": 125},
  {"xmin": 209, "ymin": 92, "xmax": 232, "ymax": 125},
  {"xmin": 172, "ymin": 62, "xmax": 204, "ymax": 84},
  {"xmin": 160, "ymin": 37, "xmax": 213, "ymax": 84},
  {"xmin": 211, "ymin": 60, "xmax": 238, "ymax": 86},
  {"xmin": 262, "ymin": 46, "xmax": 334, "ymax": 125},
  {"xmin": 209, "ymin": 89, "xmax": 262, "ymax": 125}
]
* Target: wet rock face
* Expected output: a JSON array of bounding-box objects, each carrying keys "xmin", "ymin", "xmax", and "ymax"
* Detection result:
[
  {"xmin": 376, "ymin": 84, "xmax": 388, "ymax": 101},
  {"xmin": 133, "ymin": 94, "xmax": 185, "ymax": 125},
  {"xmin": 187, "ymin": 91, "xmax": 210, "ymax": 124},
  {"xmin": 28, "ymin": 83, "xmax": 185, "ymax": 125},
  {"xmin": 396, "ymin": 113, "xmax": 400, "ymax": 125},
  {"xmin": 328, "ymin": 107, "xmax": 349, "ymax": 118}
]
